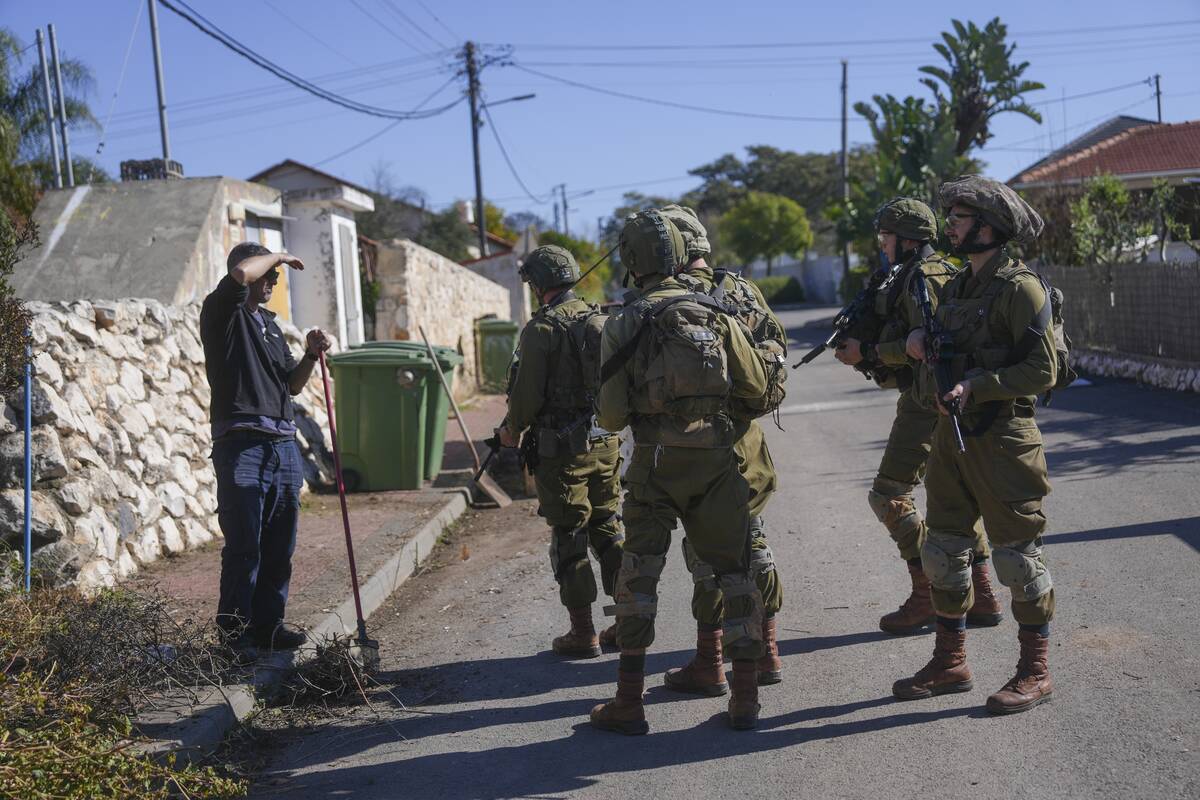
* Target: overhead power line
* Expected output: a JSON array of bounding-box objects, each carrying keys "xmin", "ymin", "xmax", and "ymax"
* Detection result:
[
  {"xmin": 158, "ymin": 0, "xmax": 463, "ymax": 120},
  {"xmin": 511, "ymin": 64, "xmax": 857, "ymax": 123},
  {"xmin": 346, "ymin": 0, "xmax": 424, "ymax": 55},
  {"xmin": 1027, "ymin": 78, "xmax": 1153, "ymax": 107},
  {"xmin": 380, "ymin": 0, "xmax": 447, "ymax": 49},
  {"xmin": 314, "ymin": 74, "xmax": 462, "ymax": 167},
  {"xmin": 484, "ymin": 19, "xmax": 1200, "ymax": 50},
  {"xmin": 416, "ymin": 0, "xmax": 460, "ymax": 43},
  {"xmin": 480, "ymin": 101, "xmax": 551, "ymax": 204},
  {"xmin": 263, "ymin": 0, "xmax": 361, "ymax": 66}
]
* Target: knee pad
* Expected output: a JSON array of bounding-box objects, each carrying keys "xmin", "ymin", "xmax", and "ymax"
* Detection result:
[
  {"xmin": 749, "ymin": 543, "xmax": 776, "ymax": 577},
  {"xmin": 681, "ymin": 537, "xmax": 718, "ymax": 591},
  {"xmin": 920, "ymin": 531, "xmax": 975, "ymax": 593},
  {"xmin": 992, "ymin": 540, "xmax": 1053, "ymax": 602},
  {"xmin": 548, "ymin": 526, "xmax": 589, "ymax": 582},
  {"xmin": 603, "ymin": 551, "xmax": 665, "ymax": 619},
  {"xmin": 717, "ymin": 572, "xmax": 764, "ymax": 648},
  {"xmin": 592, "ymin": 534, "xmax": 625, "ymax": 596},
  {"xmin": 868, "ymin": 477, "xmax": 919, "ymax": 528}
]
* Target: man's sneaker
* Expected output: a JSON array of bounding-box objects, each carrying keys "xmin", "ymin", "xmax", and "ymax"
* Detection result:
[
  {"xmin": 254, "ymin": 624, "xmax": 307, "ymax": 651},
  {"xmin": 219, "ymin": 633, "xmax": 260, "ymax": 665}
]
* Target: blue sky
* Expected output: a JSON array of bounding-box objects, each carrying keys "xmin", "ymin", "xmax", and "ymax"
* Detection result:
[{"xmin": 6, "ymin": 0, "xmax": 1199, "ymax": 244}]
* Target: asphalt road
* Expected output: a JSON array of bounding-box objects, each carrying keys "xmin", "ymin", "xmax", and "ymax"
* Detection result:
[{"xmin": 248, "ymin": 306, "xmax": 1200, "ymax": 800}]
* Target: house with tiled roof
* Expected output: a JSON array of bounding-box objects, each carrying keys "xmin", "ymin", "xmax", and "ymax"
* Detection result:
[{"xmin": 1010, "ymin": 118, "xmax": 1200, "ymax": 190}]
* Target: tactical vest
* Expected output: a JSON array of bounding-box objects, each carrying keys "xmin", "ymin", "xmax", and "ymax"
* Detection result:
[
  {"xmin": 535, "ymin": 298, "xmax": 608, "ymax": 429},
  {"xmin": 873, "ymin": 252, "xmax": 959, "ymax": 391},
  {"xmin": 918, "ymin": 257, "xmax": 1047, "ymax": 424},
  {"xmin": 707, "ymin": 269, "xmax": 788, "ymax": 419}
]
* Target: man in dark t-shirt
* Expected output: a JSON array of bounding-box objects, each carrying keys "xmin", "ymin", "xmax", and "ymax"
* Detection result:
[{"xmin": 199, "ymin": 242, "xmax": 331, "ymax": 654}]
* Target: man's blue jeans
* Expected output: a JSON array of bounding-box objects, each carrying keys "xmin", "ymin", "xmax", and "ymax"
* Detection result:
[{"xmin": 213, "ymin": 435, "xmax": 303, "ymax": 637}]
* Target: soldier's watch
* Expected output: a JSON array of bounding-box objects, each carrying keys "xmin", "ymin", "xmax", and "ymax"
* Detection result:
[{"xmin": 862, "ymin": 342, "xmax": 878, "ymax": 365}]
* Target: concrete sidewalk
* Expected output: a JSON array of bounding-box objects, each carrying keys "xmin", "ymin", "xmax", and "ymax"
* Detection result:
[{"xmin": 129, "ymin": 394, "xmax": 510, "ymax": 759}]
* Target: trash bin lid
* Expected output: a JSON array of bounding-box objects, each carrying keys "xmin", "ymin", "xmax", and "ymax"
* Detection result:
[
  {"xmin": 354, "ymin": 341, "xmax": 462, "ymax": 368},
  {"xmin": 475, "ymin": 318, "xmax": 519, "ymax": 333},
  {"xmin": 329, "ymin": 350, "xmax": 434, "ymax": 368}
]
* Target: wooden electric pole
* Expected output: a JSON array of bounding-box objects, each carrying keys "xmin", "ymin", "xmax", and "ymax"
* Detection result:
[{"xmin": 464, "ymin": 42, "xmax": 488, "ymax": 258}]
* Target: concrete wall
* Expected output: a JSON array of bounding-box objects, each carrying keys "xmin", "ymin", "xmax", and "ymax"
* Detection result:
[
  {"xmin": 744, "ymin": 252, "xmax": 856, "ymax": 304},
  {"xmin": 462, "ymin": 251, "xmax": 531, "ymax": 325},
  {"xmin": 373, "ymin": 239, "xmax": 511, "ymax": 396},
  {"xmin": 14, "ymin": 178, "xmax": 285, "ymax": 308},
  {"xmin": 284, "ymin": 204, "xmax": 366, "ymax": 347}
]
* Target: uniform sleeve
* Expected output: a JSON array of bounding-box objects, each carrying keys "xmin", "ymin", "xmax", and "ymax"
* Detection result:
[
  {"xmin": 745, "ymin": 280, "xmax": 789, "ymax": 354},
  {"xmin": 596, "ymin": 316, "xmax": 631, "ymax": 433},
  {"xmin": 504, "ymin": 322, "xmax": 551, "ymax": 433},
  {"xmin": 968, "ymin": 276, "xmax": 1057, "ymax": 402},
  {"xmin": 876, "ymin": 268, "xmax": 932, "ymax": 366},
  {"xmin": 724, "ymin": 315, "xmax": 768, "ymax": 400}
]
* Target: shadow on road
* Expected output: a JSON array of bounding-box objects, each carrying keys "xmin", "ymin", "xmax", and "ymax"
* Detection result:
[
  {"xmin": 258, "ymin": 697, "xmax": 983, "ymax": 799},
  {"xmin": 1045, "ymin": 515, "xmax": 1199, "ymax": 553}
]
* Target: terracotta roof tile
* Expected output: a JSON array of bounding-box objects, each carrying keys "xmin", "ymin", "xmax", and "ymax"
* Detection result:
[{"xmin": 1011, "ymin": 120, "xmax": 1200, "ymax": 186}]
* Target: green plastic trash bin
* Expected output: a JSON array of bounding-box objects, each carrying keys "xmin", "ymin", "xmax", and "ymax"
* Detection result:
[
  {"xmin": 475, "ymin": 318, "xmax": 520, "ymax": 393},
  {"xmin": 328, "ymin": 349, "xmax": 433, "ymax": 491},
  {"xmin": 354, "ymin": 341, "xmax": 464, "ymax": 479}
]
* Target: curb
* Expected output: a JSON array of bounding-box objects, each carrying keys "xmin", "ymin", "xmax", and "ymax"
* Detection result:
[{"xmin": 135, "ymin": 488, "xmax": 470, "ymax": 763}]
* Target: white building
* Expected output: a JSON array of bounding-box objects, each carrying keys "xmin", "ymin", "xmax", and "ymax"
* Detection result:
[{"xmin": 249, "ymin": 160, "xmax": 376, "ymax": 347}]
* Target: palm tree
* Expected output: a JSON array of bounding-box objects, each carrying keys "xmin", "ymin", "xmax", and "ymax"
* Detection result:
[{"xmin": 918, "ymin": 17, "xmax": 1045, "ymax": 156}]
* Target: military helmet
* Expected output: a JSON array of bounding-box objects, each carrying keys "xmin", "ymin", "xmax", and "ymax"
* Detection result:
[
  {"xmin": 619, "ymin": 210, "xmax": 685, "ymax": 277},
  {"xmin": 873, "ymin": 197, "xmax": 938, "ymax": 242},
  {"xmin": 519, "ymin": 245, "xmax": 579, "ymax": 290},
  {"xmin": 658, "ymin": 204, "xmax": 711, "ymax": 260},
  {"xmin": 938, "ymin": 175, "xmax": 1044, "ymax": 244}
]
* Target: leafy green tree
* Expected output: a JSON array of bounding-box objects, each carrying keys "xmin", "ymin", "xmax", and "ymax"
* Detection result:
[
  {"xmin": 919, "ymin": 17, "xmax": 1045, "ymax": 155},
  {"xmin": 1070, "ymin": 174, "xmax": 1153, "ymax": 266},
  {"xmin": 484, "ymin": 201, "xmax": 516, "ymax": 243},
  {"xmin": 538, "ymin": 230, "xmax": 613, "ymax": 303},
  {"xmin": 413, "ymin": 206, "xmax": 473, "ymax": 262},
  {"xmin": 0, "ymin": 211, "xmax": 32, "ymax": 392},
  {"xmin": 721, "ymin": 191, "xmax": 812, "ymax": 276}
]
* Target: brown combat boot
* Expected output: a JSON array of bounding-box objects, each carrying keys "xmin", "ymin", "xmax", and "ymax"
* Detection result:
[
  {"xmin": 966, "ymin": 560, "xmax": 1004, "ymax": 627},
  {"xmin": 727, "ymin": 659, "xmax": 760, "ymax": 730},
  {"xmin": 664, "ymin": 627, "xmax": 728, "ymax": 696},
  {"xmin": 598, "ymin": 623, "xmax": 617, "ymax": 649},
  {"xmin": 986, "ymin": 630, "xmax": 1053, "ymax": 714},
  {"xmin": 756, "ymin": 615, "xmax": 782, "ymax": 685},
  {"xmin": 879, "ymin": 561, "xmax": 935, "ymax": 635},
  {"xmin": 892, "ymin": 620, "xmax": 973, "ymax": 700},
  {"xmin": 552, "ymin": 606, "xmax": 600, "ymax": 658},
  {"xmin": 590, "ymin": 668, "xmax": 649, "ymax": 735}
]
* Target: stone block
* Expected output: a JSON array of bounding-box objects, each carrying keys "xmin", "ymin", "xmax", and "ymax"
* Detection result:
[
  {"xmin": 182, "ymin": 518, "xmax": 214, "ymax": 549},
  {"xmin": 0, "ymin": 489, "xmax": 68, "ymax": 547},
  {"xmin": 128, "ymin": 525, "xmax": 162, "ymax": 565},
  {"xmin": 76, "ymin": 559, "xmax": 115, "ymax": 592},
  {"xmin": 158, "ymin": 517, "xmax": 185, "ymax": 554},
  {"xmin": 116, "ymin": 404, "xmax": 150, "ymax": 441},
  {"xmin": 56, "ymin": 480, "xmax": 94, "ymax": 515},
  {"xmin": 0, "ymin": 427, "xmax": 67, "ymax": 486},
  {"xmin": 119, "ymin": 361, "xmax": 147, "ymax": 402},
  {"xmin": 157, "ymin": 481, "xmax": 187, "ymax": 518},
  {"xmin": 33, "ymin": 352, "xmax": 63, "ymax": 391}
]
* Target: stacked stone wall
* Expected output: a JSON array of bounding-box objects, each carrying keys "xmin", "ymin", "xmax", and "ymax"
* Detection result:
[
  {"xmin": 372, "ymin": 239, "xmax": 511, "ymax": 397},
  {"xmin": 1, "ymin": 299, "xmax": 334, "ymax": 591}
]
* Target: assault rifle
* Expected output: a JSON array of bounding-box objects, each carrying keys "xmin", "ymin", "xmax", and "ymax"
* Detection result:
[
  {"xmin": 912, "ymin": 272, "xmax": 967, "ymax": 454},
  {"xmin": 793, "ymin": 252, "xmax": 900, "ymax": 374}
]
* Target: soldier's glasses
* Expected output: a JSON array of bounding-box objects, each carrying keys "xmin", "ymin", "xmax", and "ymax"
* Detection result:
[{"xmin": 945, "ymin": 212, "xmax": 978, "ymax": 224}]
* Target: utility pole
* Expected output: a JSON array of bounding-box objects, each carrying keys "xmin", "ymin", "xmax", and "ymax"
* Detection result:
[
  {"xmin": 147, "ymin": 0, "xmax": 172, "ymax": 161},
  {"xmin": 840, "ymin": 59, "xmax": 850, "ymax": 286},
  {"xmin": 48, "ymin": 25, "xmax": 74, "ymax": 187},
  {"xmin": 1154, "ymin": 74, "xmax": 1162, "ymax": 123},
  {"xmin": 559, "ymin": 184, "xmax": 569, "ymax": 238},
  {"xmin": 553, "ymin": 200, "xmax": 560, "ymax": 233},
  {"xmin": 464, "ymin": 42, "xmax": 488, "ymax": 258},
  {"xmin": 35, "ymin": 30, "xmax": 62, "ymax": 189},
  {"xmin": 597, "ymin": 216, "xmax": 604, "ymax": 246}
]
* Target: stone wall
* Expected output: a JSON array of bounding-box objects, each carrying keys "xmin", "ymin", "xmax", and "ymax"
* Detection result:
[
  {"xmin": 372, "ymin": 239, "xmax": 512, "ymax": 397},
  {"xmin": 462, "ymin": 250, "xmax": 532, "ymax": 326},
  {"xmin": 0, "ymin": 299, "xmax": 335, "ymax": 591}
]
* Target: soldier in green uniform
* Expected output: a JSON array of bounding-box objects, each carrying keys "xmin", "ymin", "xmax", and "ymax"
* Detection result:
[
  {"xmin": 499, "ymin": 245, "xmax": 624, "ymax": 659},
  {"xmin": 832, "ymin": 198, "xmax": 1002, "ymax": 635},
  {"xmin": 590, "ymin": 211, "xmax": 769, "ymax": 734},
  {"xmin": 893, "ymin": 176, "xmax": 1058, "ymax": 715},
  {"xmin": 656, "ymin": 204, "xmax": 787, "ymax": 693}
]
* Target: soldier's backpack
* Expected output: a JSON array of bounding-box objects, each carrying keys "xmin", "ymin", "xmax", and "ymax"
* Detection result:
[
  {"xmin": 563, "ymin": 305, "xmax": 608, "ymax": 402},
  {"xmin": 1034, "ymin": 276, "xmax": 1077, "ymax": 404},
  {"xmin": 601, "ymin": 293, "xmax": 732, "ymax": 422},
  {"xmin": 709, "ymin": 268, "xmax": 788, "ymax": 419}
]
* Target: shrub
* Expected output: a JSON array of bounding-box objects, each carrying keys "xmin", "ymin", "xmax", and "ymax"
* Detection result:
[{"xmin": 751, "ymin": 275, "xmax": 806, "ymax": 306}]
